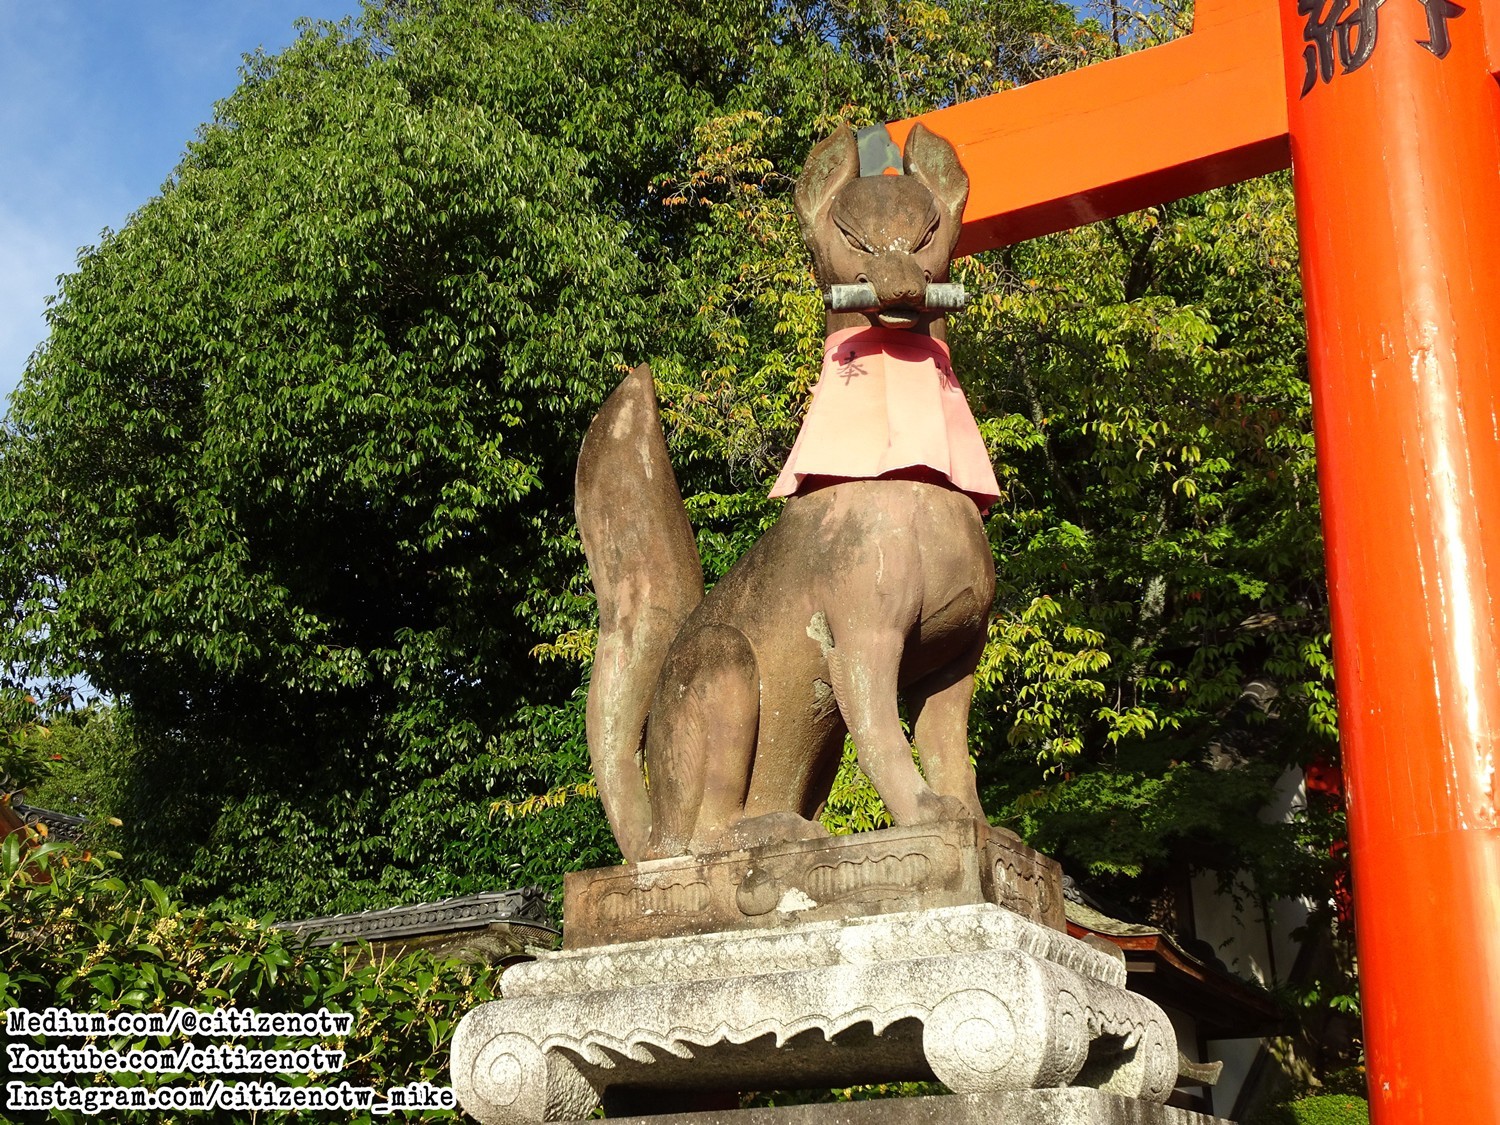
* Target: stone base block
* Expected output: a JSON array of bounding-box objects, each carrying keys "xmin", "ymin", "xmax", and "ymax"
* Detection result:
[
  {"xmin": 587, "ymin": 1089, "xmax": 1232, "ymax": 1125},
  {"xmin": 452, "ymin": 904, "xmax": 1178, "ymax": 1125},
  {"xmin": 563, "ymin": 821, "xmax": 1064, "ymax": 949}
]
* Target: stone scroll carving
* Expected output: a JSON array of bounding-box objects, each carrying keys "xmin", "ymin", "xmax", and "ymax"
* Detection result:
[{"xmin": 451, "ymin": 904, "xmax": 1177, "ymax": 1124}]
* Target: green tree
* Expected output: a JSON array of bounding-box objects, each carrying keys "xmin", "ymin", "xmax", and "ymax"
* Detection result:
[
  {"xmin": 1, "ymin": 4, "xmax": 665, "ymax": 912},
  {"xmin": 1, "ymin": 0, "xmax": 1345, "ymax": 974}
]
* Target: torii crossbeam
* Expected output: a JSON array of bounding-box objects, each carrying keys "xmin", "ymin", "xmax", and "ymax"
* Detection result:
[{"xmin": 892, "ymin": 0, "xmax": 1500, "ymax": 1120}]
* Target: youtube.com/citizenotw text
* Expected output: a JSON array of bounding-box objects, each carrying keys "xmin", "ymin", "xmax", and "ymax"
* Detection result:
[{"xmin": 5, "ymin": 1006, "xmax": 456, "ymax": 1115}]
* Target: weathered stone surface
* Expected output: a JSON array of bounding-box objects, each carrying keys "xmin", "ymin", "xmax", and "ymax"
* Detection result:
[
  {"xmin": 583, "ymin": 1089, "xmax": 1233, "ymax": 1125},
  {"xmin": 563, "ymin": 821, "xmax": 1064, "ymax": 949},
  {"xmin": 274, "ymin": 889, "xmax": 559, "ymax": 965},
  {"xmin": 451, "ymin": 905, "xmax": 1177, "ymax": 1125},
  {"xmin": 276, "ymin": 888, "xmax": 555, "ymax": 940},
  {"xmin": 519, "ymin": 900, "xmax": 1119, "ymax": 998}
]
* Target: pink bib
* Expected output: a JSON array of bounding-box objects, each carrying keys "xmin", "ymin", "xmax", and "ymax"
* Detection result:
[{"xmin": 770, "ymin": 326, "xmax": 1001, "ymax": 512}]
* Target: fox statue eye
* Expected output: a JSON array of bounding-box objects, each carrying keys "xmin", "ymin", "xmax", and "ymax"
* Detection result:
[
  {"xmin": 841, "ymin": 228, "xmax": 871, "ymax": 253},
  {"xmin": 914, "ymin": 215, "xmax": 940, "ymax": 252}
]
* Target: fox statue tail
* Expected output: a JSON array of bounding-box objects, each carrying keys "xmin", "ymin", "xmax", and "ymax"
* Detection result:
[{"xmin": 575, "ymin": 364, "xmax": 703, "ymax": 862}]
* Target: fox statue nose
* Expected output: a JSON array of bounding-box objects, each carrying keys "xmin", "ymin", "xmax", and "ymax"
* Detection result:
[
  {"xmin": 824, "ymin": 282, "xmax": 967, "ymax": 313},
  {"xmin": 889, "ymin": 281, "xmax": 925, "ymax": 307}
]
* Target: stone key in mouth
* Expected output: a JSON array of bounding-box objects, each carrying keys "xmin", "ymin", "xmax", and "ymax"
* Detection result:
[{"xmin": 823, "ymin": 281, "xmax": 968, "ymax": 314}]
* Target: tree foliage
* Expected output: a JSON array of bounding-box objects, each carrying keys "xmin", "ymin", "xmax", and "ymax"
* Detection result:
[
  {"xmin": 1, "ymin": 0, "xmax": 1342, "ymax": 962},
  {"xmin": 967, "ymin": 176, "xmax": 1335, "ymax": 897},
  {"xmin": 3, "ymin": 2, "xmax": 672, "ymax": 912}
]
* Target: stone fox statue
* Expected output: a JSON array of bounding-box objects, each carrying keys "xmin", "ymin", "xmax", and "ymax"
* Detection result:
[{"xmin": 576, "ymin": 124, "xmax": 998, "ymax": 863}]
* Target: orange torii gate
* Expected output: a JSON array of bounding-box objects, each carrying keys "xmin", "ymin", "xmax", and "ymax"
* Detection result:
[{"xmin": 892, "ymin": 0, "xmax": 1500, "ymax": 1120}]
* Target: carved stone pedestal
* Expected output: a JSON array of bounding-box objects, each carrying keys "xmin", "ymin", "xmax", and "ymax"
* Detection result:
[
  {"xmin": 451, "ymin": 903, "xmax": 1184, "ymax": 1124},
  {"xmin": 562, "ymin": 821, "xmax": 1064, "ymax": 949}
]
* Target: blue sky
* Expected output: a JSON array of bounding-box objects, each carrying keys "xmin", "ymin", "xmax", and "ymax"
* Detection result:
[{"xmin": 0, "ymin": 2, "xmax": 361, "ymax": 404}]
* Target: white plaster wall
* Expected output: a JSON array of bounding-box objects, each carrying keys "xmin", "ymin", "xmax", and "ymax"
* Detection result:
[
  {"xmin": 1191, "ymin": 765, "xmax": 1312, "ymax": 986},
  {"xmin": 1189, "ymin": 765, "xmax": 1319, "ymax": 1117}
]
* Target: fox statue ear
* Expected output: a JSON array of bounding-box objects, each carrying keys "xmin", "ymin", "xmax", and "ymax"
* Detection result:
[
  {"xmin": 795, "ymin": 127, "xmax": 860, "ymax": 238},
  {"xmin": 903, "ymin": 123, "xmax": 969, "ymax": 245}
]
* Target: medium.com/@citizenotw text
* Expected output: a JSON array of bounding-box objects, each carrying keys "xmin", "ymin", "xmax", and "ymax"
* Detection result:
[{"xmin": 4, "ymin": 1006, "xmax": 457, "ymax": 1115}]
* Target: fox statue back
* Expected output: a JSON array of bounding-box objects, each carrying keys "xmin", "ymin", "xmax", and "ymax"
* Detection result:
[{"xmin": 576, "ymin": 123, "xmax": 996, "ymax": 863}]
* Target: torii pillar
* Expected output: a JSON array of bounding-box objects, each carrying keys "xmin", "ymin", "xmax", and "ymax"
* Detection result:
[{"xmin": 892, "ymin": 0, "xmax": 1500, "ymax": 1119}]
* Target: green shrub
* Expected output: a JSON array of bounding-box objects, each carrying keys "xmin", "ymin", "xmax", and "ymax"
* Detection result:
[
  {"xmin": 1290, "ymin": 1095, "xmax": 1371, "ymax": 1125},
  {"xmin": 1256, "ymin": 1093, "xmax": 1372, "ymax": 1125},
  {"xmin": 1, "ymin": 838, "xmax": 498, "ymax": 1122}
]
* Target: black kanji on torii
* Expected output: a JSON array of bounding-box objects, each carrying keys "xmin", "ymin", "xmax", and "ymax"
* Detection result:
[
  {"xmin": 1300, "ymin": 0, "xmax": 1469, "ymax": 93},
  {"xmin": 1300, "ymin": 0, "xmax": 1386, "ymax": 95},
  {"xmin": 1416, "ymin": 0, "xmax": 1465, "ymax": 57}
]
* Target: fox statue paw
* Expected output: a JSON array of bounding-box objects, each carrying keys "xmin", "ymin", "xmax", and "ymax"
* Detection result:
[
  {"xmin": 908, "ymin": 792, "xmax": 984, "ymax": 827},
  {"xmin": 725, "ymin": 812, "xmax": 832, "ymax": 853}
]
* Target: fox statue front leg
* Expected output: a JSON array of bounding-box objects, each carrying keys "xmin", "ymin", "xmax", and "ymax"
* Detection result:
[{"xmin": 906, "ymin": 633, "xmax": 990, "ymax": 821}]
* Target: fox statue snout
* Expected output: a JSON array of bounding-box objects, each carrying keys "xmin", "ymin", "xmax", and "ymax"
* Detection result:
[{"xmin": 576, "ymin": 123, "xmax": 997, "ymax": 863}]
